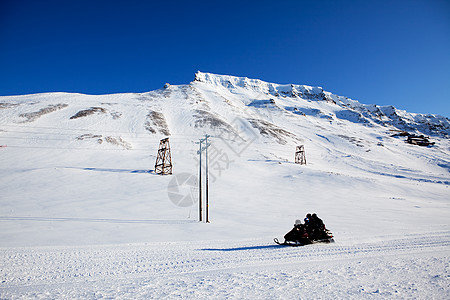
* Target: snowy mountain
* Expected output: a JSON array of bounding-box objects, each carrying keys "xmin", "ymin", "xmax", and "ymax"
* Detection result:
[
  {"xmin": 194, "ymin": 71, "xmax": 449, "ymax": 137},
  {"xmin": 0, "ymin": 72, "xmax": 449, "ymax": 298}
]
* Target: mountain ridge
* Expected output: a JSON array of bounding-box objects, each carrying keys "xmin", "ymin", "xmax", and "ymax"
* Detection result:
[
  {"xmin": 1, "ymin": 71, "xmax": 448, "ymax": 138},
  {"xmin": 192, "ymin": 71, "xmax": 449, "ymax": 137}
]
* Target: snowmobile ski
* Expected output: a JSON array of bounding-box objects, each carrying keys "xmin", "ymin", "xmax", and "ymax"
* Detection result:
[
  {"xmin": 273, "ymin": 238, "xmax": 306, "ymax": 247},
  {"xmin": 274, "ymin": 237, "xmax": 334, "ymax": 246}
]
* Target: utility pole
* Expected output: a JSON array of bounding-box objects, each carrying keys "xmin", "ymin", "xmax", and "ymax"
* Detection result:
[
  {"xmin": 205, "ymin": 134, "xmax": 210, "ymax": 223},
  {"xmin": 196, "ymin": 134, "xmax": 211, "ymax": 223},
  {"xmin": 195, "ymin": 139, "xmax": 204, "ymax": 222},
  {"xmin": 155, "ymin": 138, "xmax": 173, "ymax": 175}
]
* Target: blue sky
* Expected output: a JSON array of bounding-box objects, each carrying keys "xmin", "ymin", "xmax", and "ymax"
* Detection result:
[{"xmin": 1, "ymin": 0, "xmax": 449, "ymax": 116}]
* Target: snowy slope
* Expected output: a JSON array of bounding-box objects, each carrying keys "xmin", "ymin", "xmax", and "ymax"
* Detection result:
[{"xmin": 0, "ymin": 72, "xmax": 449, "ymax": 298}]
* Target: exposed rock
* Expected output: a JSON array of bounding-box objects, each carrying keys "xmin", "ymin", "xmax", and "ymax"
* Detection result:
[
  {"xmin": 19, "ymin": 104, "xmax": 68, "ymax": 123},
  {"xmin": 247, "ymin": 118, "xmax": 298, "ymax": 145},
  {"xmin": 145, "ymin": 111, "xmax": 170, "ymax": 136},
  {"xmin": 70, "ymin": 107, "xmax": 106, "ymax": 119}
]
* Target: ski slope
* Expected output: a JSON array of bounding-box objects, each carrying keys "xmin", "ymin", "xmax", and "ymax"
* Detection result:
[{"xmin": 0, "ymin": 72, "xmax": 449, "ymax": 298}]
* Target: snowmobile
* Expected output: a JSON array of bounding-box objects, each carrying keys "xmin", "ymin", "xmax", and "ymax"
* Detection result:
[{"xmin": 274, "ymin": 218, "xmax": 334, "ymax": 246}]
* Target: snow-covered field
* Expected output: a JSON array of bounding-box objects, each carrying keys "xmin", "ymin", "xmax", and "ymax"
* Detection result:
[
  {"xmin": 1, "ymin": 233, "xmax": 449, "ymax": 299},
  {"xmin": 0, "ymin": 72, "xmax": 449, "ymax": 298}
]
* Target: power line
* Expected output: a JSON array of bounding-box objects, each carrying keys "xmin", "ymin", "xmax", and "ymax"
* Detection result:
[
  {"xmin": 0, "ymin": 134, "xmax": 199, "ymax": 143},
  {"xmin": 0, "ymin": 141, "xmax": 297, "ymax": 153},
  {"xmin": 3, "ymin": 145, "xmax": 150, "ymax": 151},
  {"xmin": 1, "ymin": 125, "xmax": 306, "ymax": 154},
  {"xmin": 1, "ymin": 124, "xmax": 202, "ymax": 137}
]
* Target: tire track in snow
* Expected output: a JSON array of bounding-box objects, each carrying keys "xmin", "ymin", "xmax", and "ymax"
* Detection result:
[{"xmin": 1, "ymin": 231, "xmax": 449, "ymax": 288}]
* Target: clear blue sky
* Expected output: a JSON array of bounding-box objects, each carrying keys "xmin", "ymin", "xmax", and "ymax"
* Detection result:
[{"xmin": 1, "ymin": 0, "xmax": 449, "ymax": 116}]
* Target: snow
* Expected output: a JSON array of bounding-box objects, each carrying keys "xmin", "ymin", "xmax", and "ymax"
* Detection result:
[
  {"xmin": 1, "ymin": 235, "xmax": 449, "ymax": 298},
  {"xmin": 0, "ymin": 72, "xmax": 449, "ymax": 298}
]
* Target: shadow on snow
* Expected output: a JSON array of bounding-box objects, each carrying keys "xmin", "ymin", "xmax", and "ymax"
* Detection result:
[
  {"xmin": 63, "ymin": 167, "xmax": 154, "ymax": 174},
  {"xmin": 200, "ymin": 245, "xmax": 285, "ymax": 251}
]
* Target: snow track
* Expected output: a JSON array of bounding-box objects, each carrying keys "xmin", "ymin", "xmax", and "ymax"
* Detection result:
[{"xmin": 1, "ymin": 232, "xmax": 449, "ymax": 298}]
